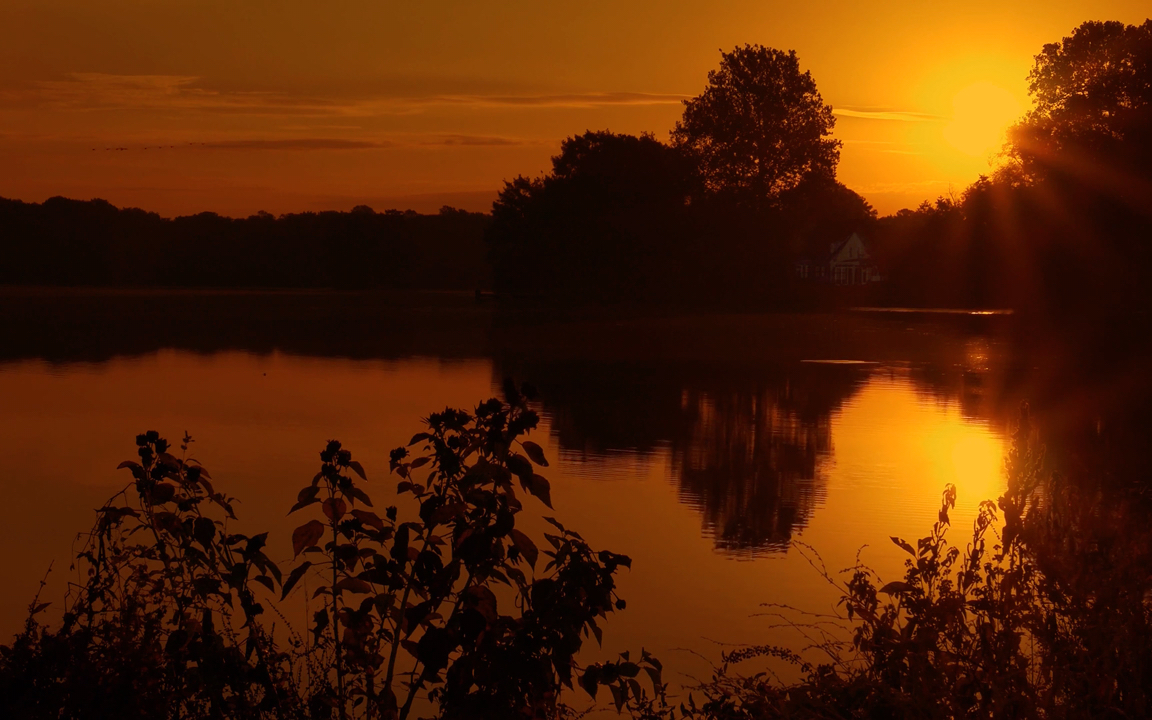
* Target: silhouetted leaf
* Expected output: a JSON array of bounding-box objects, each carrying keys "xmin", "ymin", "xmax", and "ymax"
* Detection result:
[
  {"xmin": 508, "ymin": 453, "xmax": 532, "ymax": 478},
  {"xmin": 610, "ymin": 683, "xmax": 625, "ymax": 712},
  {"xmin": 312, "ymin": 609, "xmax": 329, "ymax": 643},
  {"xmin": 251, "ymin": 574, "xmax": 274, "ymax": 592},
  {"xmin": 590, "ymin": 618, "xmax": 603, "ymax": 646},
  {"xmin": 292, "ymin": 520, "xmax": 326, "ymax": 558},
  {"xmin": 289, "ymin": 497, "xmax": 320, "ymax": 514},
  {"xmin": 335, "ymin": 578, "xmax": 373, "ymax": 594},
  {"xmin": 580, "ymin": 666, "xmax": 600, "ymax": 698},
  {"xmin": 408, "ymin": 433, "xmax": 431, "ymax": 446},
  {"xmin": 891, "ymin": 536, "xmax": 916, "ymax": 556},
  {"xmin": 526, "ymin": 474, "xmax": 552, "ymax": 509},
  {"xmin": 409, "ymin": 457, "xmax": 429, "ymax": 470},
  {"xmin": 351, "ymin": 509, "xmax": 385, "ymax": 531},
  {"xmin": 510, "ymin": 529, "xmax": 539, "ymax": 568},
  {"xmin": 322, "ymin": 498, "xmax": 347, "ymax": 522},
  {"xmin": 521, "ymin": 440, "xmax": 549, "ymax": 467},
  {"xmin": 281, "ymin": 562, "xmax": 312, "ymax": 600},
  {"xmin": 416, "ymin": 627, "xmax": 454, "ymax": 671},
  {"xmin": 30, "ymin": 602, "xmax": 51, "ymax": 616},
  {"xmin": 347, "ymin": 460, "xmax": 367, "ymax": 480},
  {"xmin": 469, "ymin": 586, "xmax": 498, "ymax": 623},
  {"xmin": 628, "ymin": 678, "xmax": 643, "ymax": 703},
  {"xmin": 153, "ymin": 511, "xmax": 182, "ymax": 534},
  {"xmin": 157, "ymin": 452, "xmax": 181, "ymax": 470},
  {"xmin": 193, "ymin": 516, "xmax": 216, "ymax": 547},
  {"xmin": 879, "ymin": 581, "xmax": 914, "ymax": 595},
  {"xmin": 644, "ymin": 665, "xmax": 662, "ymax": 690},
  {"xmin": 346, "ymin": 485, "xmax": 373, "ymax": 507},
  {"xmin": 149, "ymin": 483, "xmax": 176, "ymax": 505}
]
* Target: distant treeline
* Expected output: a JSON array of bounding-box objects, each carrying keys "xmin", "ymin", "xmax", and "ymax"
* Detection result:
[{"xmin": 0, "ymin": 197, "xmax": 491, "ymax": 290}]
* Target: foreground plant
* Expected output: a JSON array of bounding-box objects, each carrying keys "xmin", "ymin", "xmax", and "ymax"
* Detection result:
[
  {"xmin": 0, "ymin": 431, "xmax": 296, "ymax": 719},
  {"xmin": 281, "ymin": 380, "xmax": 636, "ymax": 719},
  {"xmin": 0, "ymin": 382, "xmax": 651, "ymax": 720}
]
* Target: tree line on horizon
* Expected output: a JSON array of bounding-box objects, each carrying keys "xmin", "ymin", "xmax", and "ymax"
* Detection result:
[
  {"xmin": 0, "ymin": 199, "xmax": 491, "ymax": 291},
  {"xmin": 2, "ymin": 20, "xmax": 1151, "ymax": 319}
]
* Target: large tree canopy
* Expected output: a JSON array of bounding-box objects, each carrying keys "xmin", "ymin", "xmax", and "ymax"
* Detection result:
[
  {"xmin": 486, "ymin": 131, "xmax": 698, "ymax": 300},
  {"xmin": 1008, "ymin": 20, "xmax": 1152, "ymax": 180},
  {"xmin": 671, "ymin": 45, "xmax": 841, "ymax": 206}
]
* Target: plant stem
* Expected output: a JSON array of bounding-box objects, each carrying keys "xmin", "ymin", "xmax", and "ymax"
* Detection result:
[
  {"xmin": 331, "ymin": 484, "xmax": 346, "ymax": 720},
  {"xmin": 399, "ymin": 662, "xmax": 424, "ymax": 720},
  {"xmin": 384, "ymin": 534, "xmax": 431, "ymax": 697}
]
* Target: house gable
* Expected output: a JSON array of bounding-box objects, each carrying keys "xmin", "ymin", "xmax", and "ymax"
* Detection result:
[{"xmin": 829, "ymin": 232, "xmax": 870, "ymax": 264}]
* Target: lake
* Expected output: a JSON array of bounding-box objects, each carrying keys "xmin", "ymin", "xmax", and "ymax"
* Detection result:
[{"xmin": 1, "ymin": 290, "xmax": 1145, "ymax": 695}]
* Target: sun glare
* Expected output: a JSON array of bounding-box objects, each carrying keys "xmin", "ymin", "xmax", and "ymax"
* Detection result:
[{"xmin": 942, "ymin": 82, "xmax": 1023, "ymax": 158}]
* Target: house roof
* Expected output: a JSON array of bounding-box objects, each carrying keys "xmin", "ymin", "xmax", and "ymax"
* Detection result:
[{"xmin": 827, "ymin": 232, "xmax": 868, "ymax": 262}]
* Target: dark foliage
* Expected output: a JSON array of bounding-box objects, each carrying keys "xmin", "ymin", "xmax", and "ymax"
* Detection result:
[
  {"xmin": 485, "ymin": 127, "xmax": 868, "ymax": 307},
  {"xmin": 1008, "ymin": 20, "xmax": 1152, "ymax": 186},
  {"xmin": 0, "ymin": 432, "xmax": 295, "ymax": 719},
  {"xmin": 671, "ymin": 45, "xmax": 841, "ymax": 207},
  {"xmin": 0, "ymin": 385, "xmax": 644, "ymax": 719},
  {"xmin": 0, "ymin": 198, "xmax": 490, "ymax": 290},
  {"xmin": 486, "ymin": 131, "xmax": 701, "ymax": 303}
]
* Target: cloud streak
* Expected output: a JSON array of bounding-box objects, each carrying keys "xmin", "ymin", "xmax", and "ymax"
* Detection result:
[
  {"xmin": 76, "ymin": 134, "xmax": 538, "ymax": 152},
  {"xmin": 833, "ymin": 107, "xmax": 943, "ymax": 122},
  {"xmin": 423, "ymin": 134, "xmax": 528, "ymax": 146},
  {"xmin": 196, "ymin": 139, "xmax": 391, "ymax": 150},
  {"xmin": 430, "ymin": 92, "xmax": 689, "ymax": 108},
  {"xmin": 3, "ymin": 74, "xmax": 687, "ymax": 117}
]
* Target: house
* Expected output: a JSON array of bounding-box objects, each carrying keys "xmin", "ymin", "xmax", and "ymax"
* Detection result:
[{"xmin": 793, "ymin": 232, "xmax": 883, "ymax": 285}]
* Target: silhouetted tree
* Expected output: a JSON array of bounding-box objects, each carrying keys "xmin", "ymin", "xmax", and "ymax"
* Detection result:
[
  {"xmin": 486, "ymin": 131, "xmax": 699, "ymax": 302},
  {"xmin": 671, "ymin": 46, "xmax": 841, "ymax": 208},
  {"xmin": 1007, "ymin": 20, "xmax": 1152, "ymax": 184}
]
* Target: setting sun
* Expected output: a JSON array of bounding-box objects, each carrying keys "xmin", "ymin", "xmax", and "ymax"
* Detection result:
[{"xmin": 943, "ymin": 82, "xmax": 1025, "ymax": 158}]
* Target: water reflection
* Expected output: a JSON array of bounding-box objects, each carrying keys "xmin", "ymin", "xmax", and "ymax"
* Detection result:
[
  {"xmin": 674, "ymin": 385, "xmax": 831, "ymax": 551},
  {"xmin": 2, "ymin": 291, "xmax": 1149, "ymax": 654}
]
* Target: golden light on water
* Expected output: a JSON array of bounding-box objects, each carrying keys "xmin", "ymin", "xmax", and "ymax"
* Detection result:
[
  {"xmin": 943, "ymin": 82, "xmax": 1024, "ymax": 158},
  {"xmin": 814, "ymin": 374, "xmax": 1007, "ymax": 557}
]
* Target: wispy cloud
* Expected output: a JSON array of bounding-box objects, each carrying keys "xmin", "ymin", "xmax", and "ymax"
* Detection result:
[
  {"xmin": 3, "ymin": 74, "xmax": 686, "ymax": 117},
  {"xmin": 429, "ymin": 92, "xmax": 689, "ymax": 108},
  {"xmin": 422, "ymin": 134, "xmax": 530, "ymax": 146},
  {"xmin": 196, "ymin": 138, "xmax": 391, "ymax": 150},
  {"xmin": 77, "ymin": 134, "xmax": 539, "ymax": 152},
  {"xmin": 833, "ymin": 107, "xmax": 943, "ymax": 122}
]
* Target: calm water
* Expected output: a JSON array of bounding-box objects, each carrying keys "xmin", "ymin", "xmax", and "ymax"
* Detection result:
[{"xmin": 1, "ymin": 291, "xmax": 1143, "ymax": 691}]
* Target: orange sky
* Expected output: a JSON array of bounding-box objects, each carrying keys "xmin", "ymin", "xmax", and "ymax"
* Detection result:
[{"xmin": 1, "ymin": 1, "xmax": 1148, "ymax": 217}]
